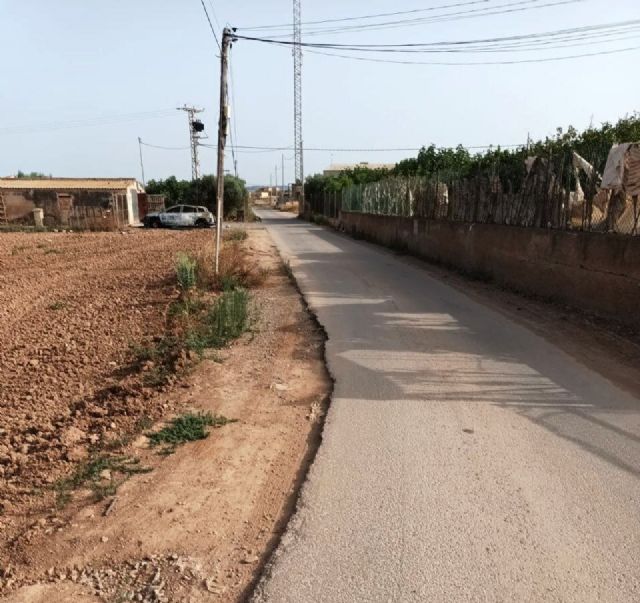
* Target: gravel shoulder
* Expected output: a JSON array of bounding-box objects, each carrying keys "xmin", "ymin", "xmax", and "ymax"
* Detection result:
[{"xmin": 0, "ymin": 227, "xmax": 330, "ymax": 602}]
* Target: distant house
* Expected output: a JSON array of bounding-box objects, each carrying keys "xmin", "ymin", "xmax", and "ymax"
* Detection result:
[
  {"xmin": 0, "ymin": 178, "xmax": 143, "ymax": 229},
  {"xmin": 323, "ymin": 162, "xmax": 396, "ymax": 178}
]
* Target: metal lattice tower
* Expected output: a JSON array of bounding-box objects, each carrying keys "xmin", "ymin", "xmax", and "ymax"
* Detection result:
[
  {"xmin": 293, "ymin": 0, "xmax": 304, "ymax": 200},
  {"xmin": 177, "ymin": 105, "xmax": 205, "ymax": 180}
]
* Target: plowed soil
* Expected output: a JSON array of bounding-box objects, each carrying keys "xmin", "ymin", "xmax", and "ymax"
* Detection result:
[
  {"xmin": 0, "ymin": 227, "xmax": 330, "ymax": 602},
  {"xmin": 0, "ymin": 230, "xmax": 209, "ymax": 520}
]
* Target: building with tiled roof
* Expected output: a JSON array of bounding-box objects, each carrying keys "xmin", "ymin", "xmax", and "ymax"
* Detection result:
[{"xmin": 0, "ymin": 178, "xmax": 143, "ymax": 229}]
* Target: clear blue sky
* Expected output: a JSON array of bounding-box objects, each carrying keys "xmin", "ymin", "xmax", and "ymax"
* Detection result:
[{"xmin": 1, "ymin": 0, "xmax": 639, "ymax": 186}]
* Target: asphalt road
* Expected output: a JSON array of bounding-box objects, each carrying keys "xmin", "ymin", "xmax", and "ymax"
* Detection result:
[{"xmin": 252, "ymin": 210, "xmax": 640, "ymax": 603}]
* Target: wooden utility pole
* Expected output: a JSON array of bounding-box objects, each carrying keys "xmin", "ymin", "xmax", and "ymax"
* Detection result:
[{"xmin": 215, "ymin": 28, "xmax": 233, "ymax": 275}]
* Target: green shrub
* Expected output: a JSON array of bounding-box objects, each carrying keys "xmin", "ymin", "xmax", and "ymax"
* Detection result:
[
  {"xmin": 183, "ymin": 289, "xmax": 249, "ymax": 354},
  {"xmin": 147, "ymin": 411, "xmax": 235, "ymax": 451},
  {"xmin": 175, "ymin": 253, "xmax": 197, "ymax": 291}
]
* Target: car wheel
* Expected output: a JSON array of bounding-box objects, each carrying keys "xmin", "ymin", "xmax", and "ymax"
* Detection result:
[
  {"xmin": 195, "ymin": 219, "xmax": 209, "ymax": 228},
  {"xmin": 149, "ymin": 218, "xmax": 161, "ymax": 229}
]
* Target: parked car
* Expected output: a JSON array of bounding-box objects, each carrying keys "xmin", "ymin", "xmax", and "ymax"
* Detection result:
[{"xmin": 143, "ymin": 205, "xmax": 215, "ymax": 229}]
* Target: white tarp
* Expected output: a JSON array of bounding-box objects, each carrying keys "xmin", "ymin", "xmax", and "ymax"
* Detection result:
[
  {"xmin": 601, "ymin": 143, "xmax": 631, "ymax": 190},
  {"xmin": 572, "ymin": 151, "xmax": 596, "ymax": 177},
  {"xmin": 625, "ymin": 144, "xmax": 640, "ymax": 197}
]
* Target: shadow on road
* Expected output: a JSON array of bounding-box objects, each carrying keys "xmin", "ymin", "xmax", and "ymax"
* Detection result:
[{"xmin": 259, "ymin": 210, "xmax": 640, "ymax": 480}]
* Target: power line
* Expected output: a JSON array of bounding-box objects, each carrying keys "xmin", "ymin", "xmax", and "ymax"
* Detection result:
[
  {"xmin": 235, "ymin": 19, "xmax": 640, "ymax": 51},
  {"xmin": 242, "ymin": 0, "xmax": 587, "ymax": 38},
  {"xmin": 140, "ymin": 141, "xmax": 191, "ymax": 151},
  {"xmin": 233, "ymin": 19, "xmax": 640, "ymax": 64},
  {"xmin": 0, "ymin": 109, "xmax": 178, "ymax": 135},
  {"xmin": 303, "ymin": 0, "xmax": 584, "ymax": 37},
  {"xmin": 207, "ymin": 0, "xmax": 223, "ymax": 31},
  {"xmin": 239, "ymin": 0, "xmax": 493, "ymax": 30},
  {"xmin": 203, "ymin": 143, "xmax": 524, "ymax": 151},
  {"xmin": 304, "ymin": 43, "xmax": 640, "ymax": 65},
  {"xmin": 199, "ymin": 0, "xmax": 221, "ymax": 51}
]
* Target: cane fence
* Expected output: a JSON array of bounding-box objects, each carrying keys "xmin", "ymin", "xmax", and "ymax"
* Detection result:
[{"xmin": 309, "ymin": 147, "xmax": 640, "ymax": 236}]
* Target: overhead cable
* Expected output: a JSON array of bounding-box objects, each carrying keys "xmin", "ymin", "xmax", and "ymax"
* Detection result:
[
  {"xmin": 241, "ymin": 0, "xmax": 587, "ymax": 38},
  {"xmin": 302, "ymin": 44, "xmax": 640, "ymax": 65},
  {"xmin": 239, "ymin": 0, "xmax": 495, "ymax": 30},
  {"xmin": 0, "ymin": 109, "xmax": 178, "ymax": 136},
  {"xmin": 199, "ymin": 0, "xmax": 221, "ymax": 51}
]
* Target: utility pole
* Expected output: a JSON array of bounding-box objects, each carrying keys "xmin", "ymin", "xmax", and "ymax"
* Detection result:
[
  {"xmin": 293, "ymin": 0, "xmax": 305, "ymax": 213},
  {"xmin": 177, "ymin": 105, "xmax": 205, "ymax": 180},
  {"xmin": 215, "ymin": 28, "xmax": 234, "ymax": 275},
  {"xmin": 282, "ymin": 154, "xmax": 285, "ymax": 195},
  {"xmin": 137, "ymin": 137, "xmax": 146, "ymax": 187}
]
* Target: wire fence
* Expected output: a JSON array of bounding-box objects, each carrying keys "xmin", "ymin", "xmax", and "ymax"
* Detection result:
[{"xmin": 308, "ymin": 146, "xmax": 640, "ymax": 235}]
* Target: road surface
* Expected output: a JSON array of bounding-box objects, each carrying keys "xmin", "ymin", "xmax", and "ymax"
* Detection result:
[{"xmin": 252, "ymin": 210, "xmax": 640, "ymax": 602}]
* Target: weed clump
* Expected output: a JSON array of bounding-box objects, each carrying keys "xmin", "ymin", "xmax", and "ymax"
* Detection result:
[
  {"xmin": 54, "ymin": 455, "xmax": 151, "ymax": 508},
  {"xmin": 130, "ymin": 336, "xmax": 182, "ymax": 387},
  {"xmin": 175, "ymin": 252, "xmax": 197, "ymax": 291},
  {"xmin": 223, "ymin": 228, "xmax": 248, "ymax": 242},
  {"xmin": 184, "ymin": 289, "xmax": 250, "ymax": 354},
  {"xmin": 195, "ymin": 242, "xmax": 265, "ymax": 292},
  {"xmin": 147, "ymin": 411, "xmax": 235, "ymax": 454}
]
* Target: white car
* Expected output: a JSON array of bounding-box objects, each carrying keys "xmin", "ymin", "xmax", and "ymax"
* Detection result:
[{"xmin": 143, "ymin": 205, "xmax": 215, "ymax": 229}]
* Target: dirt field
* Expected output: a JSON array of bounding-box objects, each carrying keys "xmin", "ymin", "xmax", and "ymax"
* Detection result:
[{"xmin": 0, "ymin": 228, "xmax": 330, "ymax": 601}]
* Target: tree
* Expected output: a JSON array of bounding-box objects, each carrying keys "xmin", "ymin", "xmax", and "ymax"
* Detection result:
[
  {"xmin": 16, "ymin": 171, "xmax": 51, "ymax": 179},
  {"xmin": 145, "ymin": 175, "xmax": 247, "ymax": 217}
]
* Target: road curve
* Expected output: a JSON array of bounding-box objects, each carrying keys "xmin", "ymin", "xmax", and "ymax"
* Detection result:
[{"xmin": 252, "ymin": 210, "xmax": 640, "ymax": 603}]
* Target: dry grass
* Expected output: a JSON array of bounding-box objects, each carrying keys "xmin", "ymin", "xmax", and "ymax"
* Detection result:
[{"xmin": 196, "ymin": 239, "xmax": 266, "ymax": 292}]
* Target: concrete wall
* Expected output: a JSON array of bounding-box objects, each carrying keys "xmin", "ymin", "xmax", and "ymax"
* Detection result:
[{"xmin": 340, "ymin": 212, "xmax": 640, "ymax": 328}]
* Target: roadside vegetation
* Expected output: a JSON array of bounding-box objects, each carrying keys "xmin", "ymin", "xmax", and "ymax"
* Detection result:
[
  {"xmin": 147, "ymin": 411, "xmax": 236, "ymax": 455},
  {"xmin": 126, "ymin": 229, "xmax": 263, "ymax": 391},
  {"xmin": 52, "ymin": 229, "xmax": 262, "ymax": 508},
  {"xmin": 54, "ymin": 455, "xmax": 152, "ymax": 508},
  {"xmin": 145, "ymin": 174, "xmax": 249, "ymax": 220},
  {"xmin": 305, "ymin": 113, "xmax": 640, "ymax": 198}
]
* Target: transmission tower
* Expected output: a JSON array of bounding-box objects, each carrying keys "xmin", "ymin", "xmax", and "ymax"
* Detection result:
[
  {"xmin": 177, "ymin": 105, "xmax": 206, "ymax": 180},
  {"xmin": 293, "ymin": 0, "xmax": 304, "ymax": 205}
]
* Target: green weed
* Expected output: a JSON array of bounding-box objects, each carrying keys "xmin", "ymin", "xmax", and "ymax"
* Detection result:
[
  {"xmin": 168, "ymin": 297, "xmax": 205, "ymax": 318},
  {"xmin": 48, "ymin": 300, "xmax": 67, "ymax": 310},
  {"xmin": 147, "ymin": 411, "xmax": 235, "ymax": 452},
  {"xmin": 175, "ymin": 252, "xmax": 197, "ymax": 291},
  {"xmin": 53, "ymin": 455, "xmax": 151, "ymax": 508},
  {"xmin": 130, "ymin": 337, "xmax": 180, "ymax": 386},
  {"xmin": 184, "ymin": 289, "xmax": 249, "ymax": 354},
  {"xmin": 220, "ymin": 274, "xmax": 241, "ymax": 292}
]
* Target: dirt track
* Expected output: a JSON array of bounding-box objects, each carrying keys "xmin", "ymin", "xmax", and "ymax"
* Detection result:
[{"xmin": 0, "ymin": 228, "xmax": 330, "ymax": 601}]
